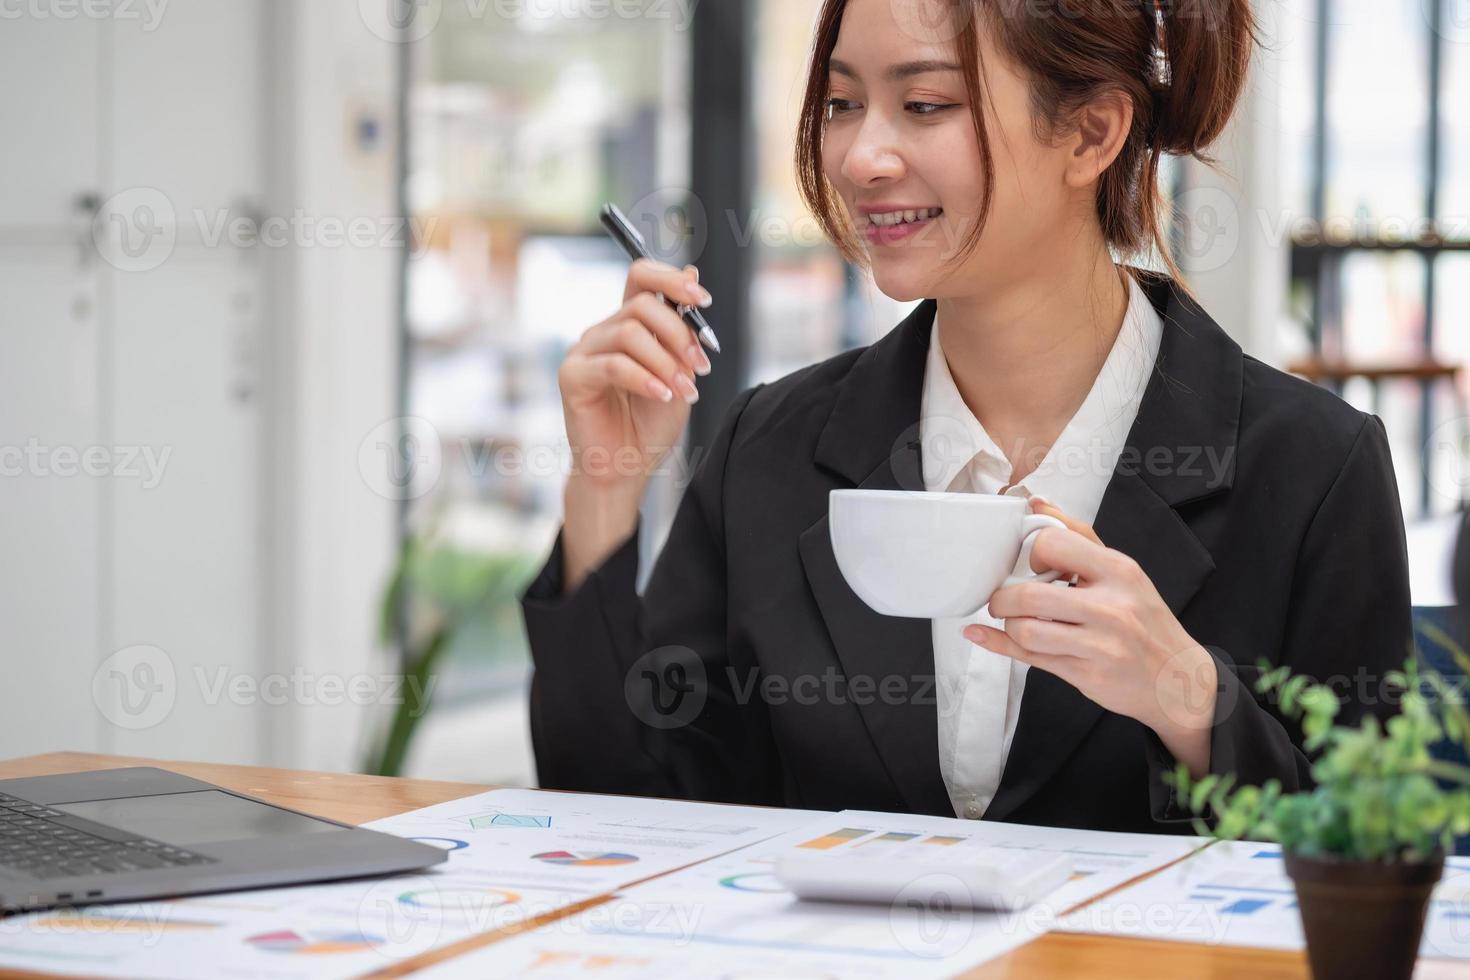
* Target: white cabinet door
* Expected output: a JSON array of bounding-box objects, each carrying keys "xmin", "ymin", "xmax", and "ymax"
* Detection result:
[
  {"xmin": 0, "ymin": 251, "xmax": 103, "ymax": 758},
  {"xmin": 0, "ymin": 14, "xmax": 103, "ymax": 758},
  {"xmin": 0, "ymin": 16, "xmax": 98, "ymax": 234},
  {"xmin": 103, "ymin": 249, "xmax": 263, "ymax": 761},
  {"xmin": 100, "ymin": 0, "xmax": 266, "ymax": 762},
  {"xmin": 108, "ymin": 0, "xmax": 262, "ymax": 229},
  {"xmin": 0, "ymin": 1, "xmax": 270, "ymax": 763}
]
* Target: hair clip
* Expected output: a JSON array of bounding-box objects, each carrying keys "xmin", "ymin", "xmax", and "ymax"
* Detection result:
[{"xmin": 1148, "ymin": 0, "xmax": 1172, "ymax": 88}]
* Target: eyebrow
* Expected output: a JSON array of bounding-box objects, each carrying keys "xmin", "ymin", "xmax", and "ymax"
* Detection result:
[{"xmin": 829, "ymin": 58, "xmax": 964, "ymax": 82}]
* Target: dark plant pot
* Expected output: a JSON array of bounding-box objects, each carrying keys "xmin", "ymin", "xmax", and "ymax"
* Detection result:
[{"xmin": 1285, "ymin": 850, "xmax": 1445, "ymax": 980}]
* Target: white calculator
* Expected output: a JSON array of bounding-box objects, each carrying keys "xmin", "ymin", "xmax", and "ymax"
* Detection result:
[{"xmin": 775, "ymin": 847, "xmax": 1073, "ymax": 912}]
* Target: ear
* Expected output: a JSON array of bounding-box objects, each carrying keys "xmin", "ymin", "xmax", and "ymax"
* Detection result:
[{"xmin": 1063, "ymin": 89, "xmax": 1134, "ymax": 189}]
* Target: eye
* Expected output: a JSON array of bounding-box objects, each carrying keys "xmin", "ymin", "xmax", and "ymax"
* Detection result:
[
  {"xmin": 906, "ymin": 101, "xmax": 958, "ymax": 116},
  {"xmin": 826, "ymin": 98, "xmax": 859, "ymax": 118}
]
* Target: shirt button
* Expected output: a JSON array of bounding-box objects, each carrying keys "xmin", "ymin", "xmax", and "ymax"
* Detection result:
[{"xmin": 964, "ymin": 801, "xmax": 982, "ymax": 819}]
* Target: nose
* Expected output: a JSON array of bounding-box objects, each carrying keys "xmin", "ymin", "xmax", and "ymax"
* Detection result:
[{"xmin": 839, "ymin": 111, "xmax": 906, "ymax": 187}]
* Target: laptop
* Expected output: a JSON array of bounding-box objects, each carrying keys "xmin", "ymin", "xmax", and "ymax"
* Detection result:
[{"xmin": 0, "ymin": 766, "xmax": 449, "ymax": 914}]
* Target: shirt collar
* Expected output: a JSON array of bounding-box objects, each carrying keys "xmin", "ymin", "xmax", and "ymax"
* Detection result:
[{"xmin": 918, "ymin": 274, "xmax": 1165, "ymax": 512}]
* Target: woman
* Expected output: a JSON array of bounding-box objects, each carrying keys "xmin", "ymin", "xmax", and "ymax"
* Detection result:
[{"xmin": 521, "ymin": 0, "xmax": 1413, "ymax": 832}]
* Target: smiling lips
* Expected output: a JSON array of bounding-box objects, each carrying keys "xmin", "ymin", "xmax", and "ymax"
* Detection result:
[{"xmin": 859, "ymin": 206, "xmax": 944, "ymax": 245}]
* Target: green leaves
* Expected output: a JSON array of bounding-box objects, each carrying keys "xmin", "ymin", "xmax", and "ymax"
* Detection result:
[
  {"xmin": 1170, "ymin": 649, "xmax": 1470, "ymax": 862},
  {"xmin": 1189, "ymin": 770, "xmax": 1224, "ymax": 814},
  {"xmin": 366, "ymin": 509, "xmax": 542, "ymax": 777}
]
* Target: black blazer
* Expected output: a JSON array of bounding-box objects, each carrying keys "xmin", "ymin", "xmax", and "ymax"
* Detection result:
[
  {"xmin": 1457, "ymin": 510, "xmax": 1470, "ymax": 617},
  {"xmin": 521, "ymin": 270, "xmax": 1413, "ymax": 833}
]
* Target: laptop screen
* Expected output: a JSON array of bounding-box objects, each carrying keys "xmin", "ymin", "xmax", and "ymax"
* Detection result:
[{"xmin": 53, "ymin": 790, "xmax": 342, "ymax": 846}]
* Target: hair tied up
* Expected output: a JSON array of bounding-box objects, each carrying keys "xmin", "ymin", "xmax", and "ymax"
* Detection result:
[
  {"xmin": 1142, "ymin": 0, "xmax": 1171, "ymax": 147},
  {"xmin": 793, "ymin": 0, "xmax": 1260, "ymax": 294},
  {"xmin": 1144, "ymin": 0, "xmax": 1171, "ymax": 88},
  {"xmin": 1148, "ymin": 84, "xmax": 1169, "ymax": 147}
]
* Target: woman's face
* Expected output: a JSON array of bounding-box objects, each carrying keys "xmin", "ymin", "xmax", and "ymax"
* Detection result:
[{"xmin": 821, "ymin": 0, "xmax": 1080, "ymax": 302}]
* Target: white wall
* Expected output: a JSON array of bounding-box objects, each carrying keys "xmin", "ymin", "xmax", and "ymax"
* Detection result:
[
  {"xmin": 260, "ymin": 1, "xmax": 404, "ymax": 773},
  {"xmin": 1175, "ymin": 0, "xmax": 1288, "ymax": 368},
  {"xmin": 1, "ymin": 2, "xmax": 275, "ymax": 766}
]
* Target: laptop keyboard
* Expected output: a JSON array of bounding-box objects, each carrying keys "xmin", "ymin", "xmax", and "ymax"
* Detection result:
[{"xmin": 0, "ymin": 792, "xmax": 216, "ymax": 880}]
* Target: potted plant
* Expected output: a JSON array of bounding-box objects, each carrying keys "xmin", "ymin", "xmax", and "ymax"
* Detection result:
[
  {"xmin": 1170, "ymin": 651, "xmax": 1470, "ymax": 980},
  {"xmin": 364, "ymin": 514, "xmax": 540, "ymax": 777}
]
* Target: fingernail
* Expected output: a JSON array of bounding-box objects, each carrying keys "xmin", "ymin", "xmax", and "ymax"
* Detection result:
[
  {"xmin": 688, "ymin": 345, "xmax": 712, "ymax": 376},
  {"xmin": 692, "ymin": 285, "xmax": 713, "ymax": 309},
  {"xmin": 676, "ymin": 374, "xmax": 699, "ymax": 404},
  {"xmin": 1030, "ymin": 495, "xmax": 1051, "ymax": 508},
  {"xmin": 647, "ymin": 378, "xmax": 674, "ymax": 402},
  {"xmin": 965, "ymin": 625, "xmax": 988, "ymax": 645}
]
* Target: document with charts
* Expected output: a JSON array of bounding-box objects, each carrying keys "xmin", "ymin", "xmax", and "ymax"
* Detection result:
[
  {"xmin": 1059, "ymin": 840, "xmax": 1470, "ymax": 960},
  {"xmin": 0, "ymin": 789, "xmax": 818, "ymax": 980},
  {"xmin": 415, "ymin": 809, "xmax": 1206, "ymax": 979}
]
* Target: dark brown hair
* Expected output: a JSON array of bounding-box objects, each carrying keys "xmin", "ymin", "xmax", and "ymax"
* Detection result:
[{"xmin": 795, "ymin": 0, "xmax": 1261, "ymax": 288}]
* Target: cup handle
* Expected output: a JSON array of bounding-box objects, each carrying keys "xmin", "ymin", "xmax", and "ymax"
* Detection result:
[{"xmin": 1000, "ymin": 514, "xmax": 1067, "ymax": 588}]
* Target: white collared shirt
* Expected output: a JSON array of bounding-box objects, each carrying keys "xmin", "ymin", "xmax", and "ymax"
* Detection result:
[{"xmin": 918, "ymin": 273, "xmax": 1164, "ymax": 820}]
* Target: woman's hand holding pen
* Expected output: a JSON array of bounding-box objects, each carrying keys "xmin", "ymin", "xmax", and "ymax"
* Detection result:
[
  {"xmin": 558, "ymin": 259, "xmax": 713, "ymax": 592},
  {"xmin": 964, "ymin": 497, "xmax": 1219, "ymax": 779}
]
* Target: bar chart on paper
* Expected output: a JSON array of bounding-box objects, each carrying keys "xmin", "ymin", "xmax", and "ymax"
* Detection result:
[
  {"xmin": 791, "ymin": 815, "xmax": 1191, "ymax": 888},
  {"xmin": 410, "ymin": 810, "xmax": 1208, "ymax": 980},
  {"xmin": 1061, "ymin": 843, "xmax": 1470, "ymax": 961}
]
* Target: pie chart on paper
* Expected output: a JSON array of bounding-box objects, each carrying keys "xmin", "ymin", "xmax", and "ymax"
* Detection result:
[
  {"xmin": 532, "ymin": 849, "xmax": 640, "ymax": 867},
  {"xmin": 246, "ymin": 929, "xmax": 383, "ymax": 955}
]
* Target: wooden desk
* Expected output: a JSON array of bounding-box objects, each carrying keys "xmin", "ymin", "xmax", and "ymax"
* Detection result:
[{"xmin": 4, "ymin": 752, "xmax": 1469, "ymax": 980}]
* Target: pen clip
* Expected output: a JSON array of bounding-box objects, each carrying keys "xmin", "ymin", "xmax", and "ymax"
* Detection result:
[{"xmin": 602, "ymin": 203, "xmax": 647, "ymax": 252}]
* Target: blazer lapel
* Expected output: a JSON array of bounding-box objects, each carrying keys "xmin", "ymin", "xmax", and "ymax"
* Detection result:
[
  {"xmin": 984, "ymin": 270, "xmax": 1243, "ymax": 822},
  {"xmin": 799, "ymin": 301, "xmax": 954, "ymax": 816},
  {"xmin": 796, "ymin": 272, "xmax": 1244, "ymax": 823}
]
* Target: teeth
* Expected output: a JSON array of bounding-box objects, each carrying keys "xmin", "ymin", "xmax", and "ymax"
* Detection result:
[{"xmin": 869, "ymin": 208, "xmax": 940, "ymax": 227}]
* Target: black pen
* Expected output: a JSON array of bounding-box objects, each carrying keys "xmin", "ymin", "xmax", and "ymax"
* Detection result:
[{"xmin": 599, "ymin": 203, "xmax": 722, "ymax": 355}]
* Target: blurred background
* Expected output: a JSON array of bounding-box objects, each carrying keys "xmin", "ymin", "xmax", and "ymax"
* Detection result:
[{"xmin": 2, "ymin": 0, "xmax": 1467, "ymax": 786}]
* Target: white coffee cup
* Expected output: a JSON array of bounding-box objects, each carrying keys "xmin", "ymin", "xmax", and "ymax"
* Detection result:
[{"xmin": 829, "ymin": 489, "xmax": 1065, "ymax": 619}]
